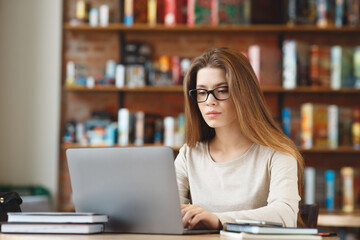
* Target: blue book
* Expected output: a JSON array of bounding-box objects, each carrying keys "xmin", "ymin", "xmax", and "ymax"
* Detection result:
[
  {"xmin": 282, "ymin": 108, "xmax": 291, "ymax": 138},
  {"xmin": 325, "ymin": 170, "xmax": 335, "ymax": 210}
]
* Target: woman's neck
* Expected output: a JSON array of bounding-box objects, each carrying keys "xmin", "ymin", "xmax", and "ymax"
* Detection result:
[{"xmin": 209, "ymin": 126, "xmax": 253, "ymax": 162}]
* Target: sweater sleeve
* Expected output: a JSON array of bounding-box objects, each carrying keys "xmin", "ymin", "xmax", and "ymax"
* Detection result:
[
  {"xmin": 174, "ymin": 144, "xmax": 191, "ymax": 204},
  {"xmin": 214, "ymin": 152, "xmax": 300, "ymax": 228}
]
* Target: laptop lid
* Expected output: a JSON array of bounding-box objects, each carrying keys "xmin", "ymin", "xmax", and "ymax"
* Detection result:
[{"xmin": 66, "ymin": 146, "xmax": 185, "ymax": 234}]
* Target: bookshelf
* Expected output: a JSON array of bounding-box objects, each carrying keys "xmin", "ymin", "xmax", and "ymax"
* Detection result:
[{"xmin": 60, "ymin": 0, "xmax": 360, "ymax": 229}]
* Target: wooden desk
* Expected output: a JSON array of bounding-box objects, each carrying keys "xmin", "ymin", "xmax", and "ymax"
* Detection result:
[{"xmin": 0, "ymin": 233, "xmax": 340, "ymax": 240}]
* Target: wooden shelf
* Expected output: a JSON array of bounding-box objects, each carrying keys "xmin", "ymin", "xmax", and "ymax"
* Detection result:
[
  {"xmin": 300, "ymin": 146, "xmax": 360, "ymax": 154},
  {"xmin": 318, "ymin": 210, "xmax": 360, "ymax": 227},
  {"xmin": 64, "ymin": 85, "xmax": 360, "ymax": 94},
  {"xmin": 64, "ymin": 85, "xmax": 184, "ymax": 93},
  {"xmin": 64, "ymin": 23, "xmax": 360, "ymax": 34}
]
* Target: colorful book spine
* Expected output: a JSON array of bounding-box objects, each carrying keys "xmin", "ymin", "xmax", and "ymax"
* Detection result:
[
  {"xmin": 301, "ymin": 103, "xmax": 314, "ymax": 149},
  {"xmin": 354, "ymin": 46, "xmax": 360, "ymax": 89},
  {"xmin": 164, "ymin": 0, "xmax": 176, "ymax": 26},
  {"xmin": 325, "ymin": 170, "xmax": 335, "ymax": 210},
  {"xmin": 313, "ymin": 104, "xmax": 328, "ymax": 148},
  {"xmin": 335, "ymin": 0, "xmax": 344, "ymax": 27},
  {"xmin": 148, "ymin": 0, "xmax": 157, "ymax": 25},
  {"xmin": 330, "ymin": 46, "xmax": 342, "ymax": 90},
  {"xmin": 316, "ymin": 0, "xmax": 328, "ymax": 27},
  {"xmin": 282, "ymin": 40, "xmax": 297, "ymax": 89},
  {"xmin": 187, "ymin": 0, "xmax": 195, "ymax": 26},
  {"xmin": 347, "ymin": 0, "xmax": 360, "ymax": 26},
  {"xmin": 124, "ymin": 0, "xmax": 134, "ymax": 26},
  {"xmin": 328, "ymin": 105, "xmax": 339, "ymax": 149},
  {"xmin": 282, "ymin": 108, "xmax": 291, "ymax": 138},
  {"xmin": 341, "ymin": 166, "xmax": 354, "ymax": 213}
]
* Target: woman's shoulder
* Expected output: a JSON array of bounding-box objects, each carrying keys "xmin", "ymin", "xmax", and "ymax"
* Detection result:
[
  {"xmin": 178, "ymin": 141, "xmax": 208, "ymax": 155},
  {"xmin": 254, "ymin": 144, "xmax": 296, "ymax": 162}
]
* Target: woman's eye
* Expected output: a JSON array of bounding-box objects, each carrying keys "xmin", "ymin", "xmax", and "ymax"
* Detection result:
[{"xmin": 198, "ymin": 91, "xmax": 207, "ymax": 95}]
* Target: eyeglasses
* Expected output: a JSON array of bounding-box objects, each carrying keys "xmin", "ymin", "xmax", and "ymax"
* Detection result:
[{"xmin": 189, "ymin": 86, "xmax": 230, "ymax": 103}]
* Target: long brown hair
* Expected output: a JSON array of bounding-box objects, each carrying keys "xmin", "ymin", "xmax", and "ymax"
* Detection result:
[{"xmin": 184, "ymin": 48, "xmax": 305, "ymax": 227}]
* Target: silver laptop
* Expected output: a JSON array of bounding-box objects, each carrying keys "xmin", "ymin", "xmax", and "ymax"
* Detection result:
[{"xmin": 66, "ymin": 146, "xmax": 218, "ymax": 235}]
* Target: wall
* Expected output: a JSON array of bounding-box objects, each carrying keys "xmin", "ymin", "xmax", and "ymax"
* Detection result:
[{"xmin": 0, "ymin": 0, "xmax": 62, "ymax": 209}]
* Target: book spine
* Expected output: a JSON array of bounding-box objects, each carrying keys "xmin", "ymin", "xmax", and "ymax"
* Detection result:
[
  {"xmin": 187, "ymin": 0, "xmax": 195, "ymax": 26},
  {"xmin": 313, "ymin": 104, "xmax": 328, "ymax": 148},
  {"xmin": 331, "ymin": 45, "xmax": 342, "ymax": 90},
  {"xmin": 211, "ymin": 0, "xmax": 218, "ymax": 26},
  {"xmin": 305, "ymin": 167, "xmax": 316, "ymax": 204},
  {"xmin": 317, "ymin": 0, "xmax": 328, "ymax": 27},
  {"xmin": 325, "ymin": 169, "xmax": 335, "ymax": 210},
  {"xmin": 328, "ymin": 104, "xmax": 339, "ymax": 149},
  {"xmin": 148, "ymin": 0, "xmax": 157, "ymax": 25},
  {"xmin": 248, "ymin": 45, "xmax": 261, "ymax": 83},
  {"xmin": 164, "ymin": 116, "xmax": 175, "ymax": 146},
  {"xmin": 164, "ymin": 0, "xmax": 176, "ymax": 26},
  {"xmin": 282, "ymin": 108, "xmax": 291, "ymax": 138},
  {"xmin": 310, "ymin": 45, "xmax": 320, "ymax": 86},
  {"xmin": 301, "ymin": 103, "xmax": 314, "ymax": 149},
  {"xmin": 115, "ymin": 64, "xmax": 125, "ymax": 88},
  {"xmin": 118, "ymin": 108, "xmax": 130, "ymax": 146},
  {"xmin": 124, "ymin": 0, "xmax": 134, "ymax": 26},
  {"xmin": 134, "ymin": 111, "xmax": 145, "ymax": 145},
  {"xmin": 341, "ymin": 47, "xmax": 354, "ymax": 88},
  {"xmin": 335, "ymin": 0, "xmax": 344, "ymax": 27},
  {"xmin": 347, "ymin": 0, "xmax": 360, "ymax": 26},
  {"xmin": 282, "ymin": 40, "xmax": 297, "ymax": 89},
  {"xmin": 341, "ymin": 166, "xmax": 355, "ymax": 213},
  {"xmin": 354, "ymin": 46, "xmax": 360, "ymax": 89}
]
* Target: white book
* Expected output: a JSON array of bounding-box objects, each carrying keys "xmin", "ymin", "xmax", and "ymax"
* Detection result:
[
  {"xmin": 164, "ymin": 116, "xmax": 175, "ymax": 147},
  {"xmin": 7, "ymin": 212, "xmax": 108, "ymax": 223},
  {"xmin": 115, "ymin": 64, "xmax": 125, "ymax": 88},
  {"xmin": 328, "ymin": 105, "xmax": 339, "ymax": 149},
  {"xmin": 282, "ymin": 40, "xmax": 297, "ymax": 89},
  {"xmin": 1, "ymin": 222, "xmax": 104, "ymax": 234},
  {"xmin": 118, "ymin": 108, "xmax": 130, "ymax": 146},
  {"xmin": 220, "ymin": 230, "xmax": 321, "ymax": 240},
  {"xmin": 223, "ymin": 224, "xmax": 318, "ymax": 235},
  {"xmin": 330, "ymin": 46, "xmax": 342, "ymax": 90},
  {"xmin": 248, "ymin": 45, "xmax": 260, "ymax": 82},
  {"xmin": 305, "ymin": 167, "xmax": 316, "ymax": 204}
]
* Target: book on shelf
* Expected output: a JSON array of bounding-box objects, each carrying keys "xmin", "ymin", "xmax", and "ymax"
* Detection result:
[
  {"xmin": 218, "ymin": 0, "xmax": 251, "ymax": 25},
  {"xmin": 248, "ymin": 45, "xmax": 281, "ymax": 87},
  {"xmin": 330, "ymin": 45, "xmax": 354, "ymax": 90},
  {"xmin": 223, "ymin": 223, "xmax": 318, "ymax": 235},
  {"xmin": 7, "ymin": 212, "xmax": 109, "ymax": 223},
  {"xmin": 0, "ymin": 222, "xmax": 104, "ymax": 234},
  {"xmin": 309, "ymin": 45, "xmax": 331, "ymax": 87},
  {"xmin": 282, "ymin": 40, "xmax": 310, "ymax": 89},
  {"xmin": 220, "ymin": 230, "xmax": 321, "ymax": 240}
]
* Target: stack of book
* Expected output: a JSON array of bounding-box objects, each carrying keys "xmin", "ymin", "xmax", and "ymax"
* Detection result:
[
  {"xmin": 0, "ymin": 212, "xmax": 108, "ymax": 234},
  {"xmin": 221, "ymin": 219, "xmax": 324, "ymax": 240}
]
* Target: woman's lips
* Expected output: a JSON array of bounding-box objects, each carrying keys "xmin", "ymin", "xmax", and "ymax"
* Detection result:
[{"xmin": 206, "ymin": 111, "xmax": 221, "ymax": 117}]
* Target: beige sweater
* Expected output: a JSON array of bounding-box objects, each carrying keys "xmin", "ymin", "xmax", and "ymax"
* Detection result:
[{"xmin": 174, "ymin": 142, "xmax": 300, "ymax": 227}]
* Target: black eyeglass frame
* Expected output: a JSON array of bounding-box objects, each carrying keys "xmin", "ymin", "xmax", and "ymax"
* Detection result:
[{"xmin": 188, "ymin": 86, "xmax": 231, "ymax": 103}]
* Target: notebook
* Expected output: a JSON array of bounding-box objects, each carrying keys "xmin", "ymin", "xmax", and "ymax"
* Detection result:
[{"xmin": 66, "ymin": 146, "xmax": 219, "ymax": 235}]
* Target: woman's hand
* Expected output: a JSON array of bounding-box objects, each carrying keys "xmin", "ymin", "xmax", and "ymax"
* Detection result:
[{"xmin": 180, "ymin": 204, "xmax": 222, "ymax": 230}]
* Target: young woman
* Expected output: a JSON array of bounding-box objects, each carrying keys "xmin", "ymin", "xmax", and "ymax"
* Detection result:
[{"xmin": 174, "ymin": 48, "xmax": 304, "ymax": 230}]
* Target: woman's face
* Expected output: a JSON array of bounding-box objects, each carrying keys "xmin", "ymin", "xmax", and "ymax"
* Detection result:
[{"xmin": 196, "ymin": 67, "xmax": 237, "ymax": 130}]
